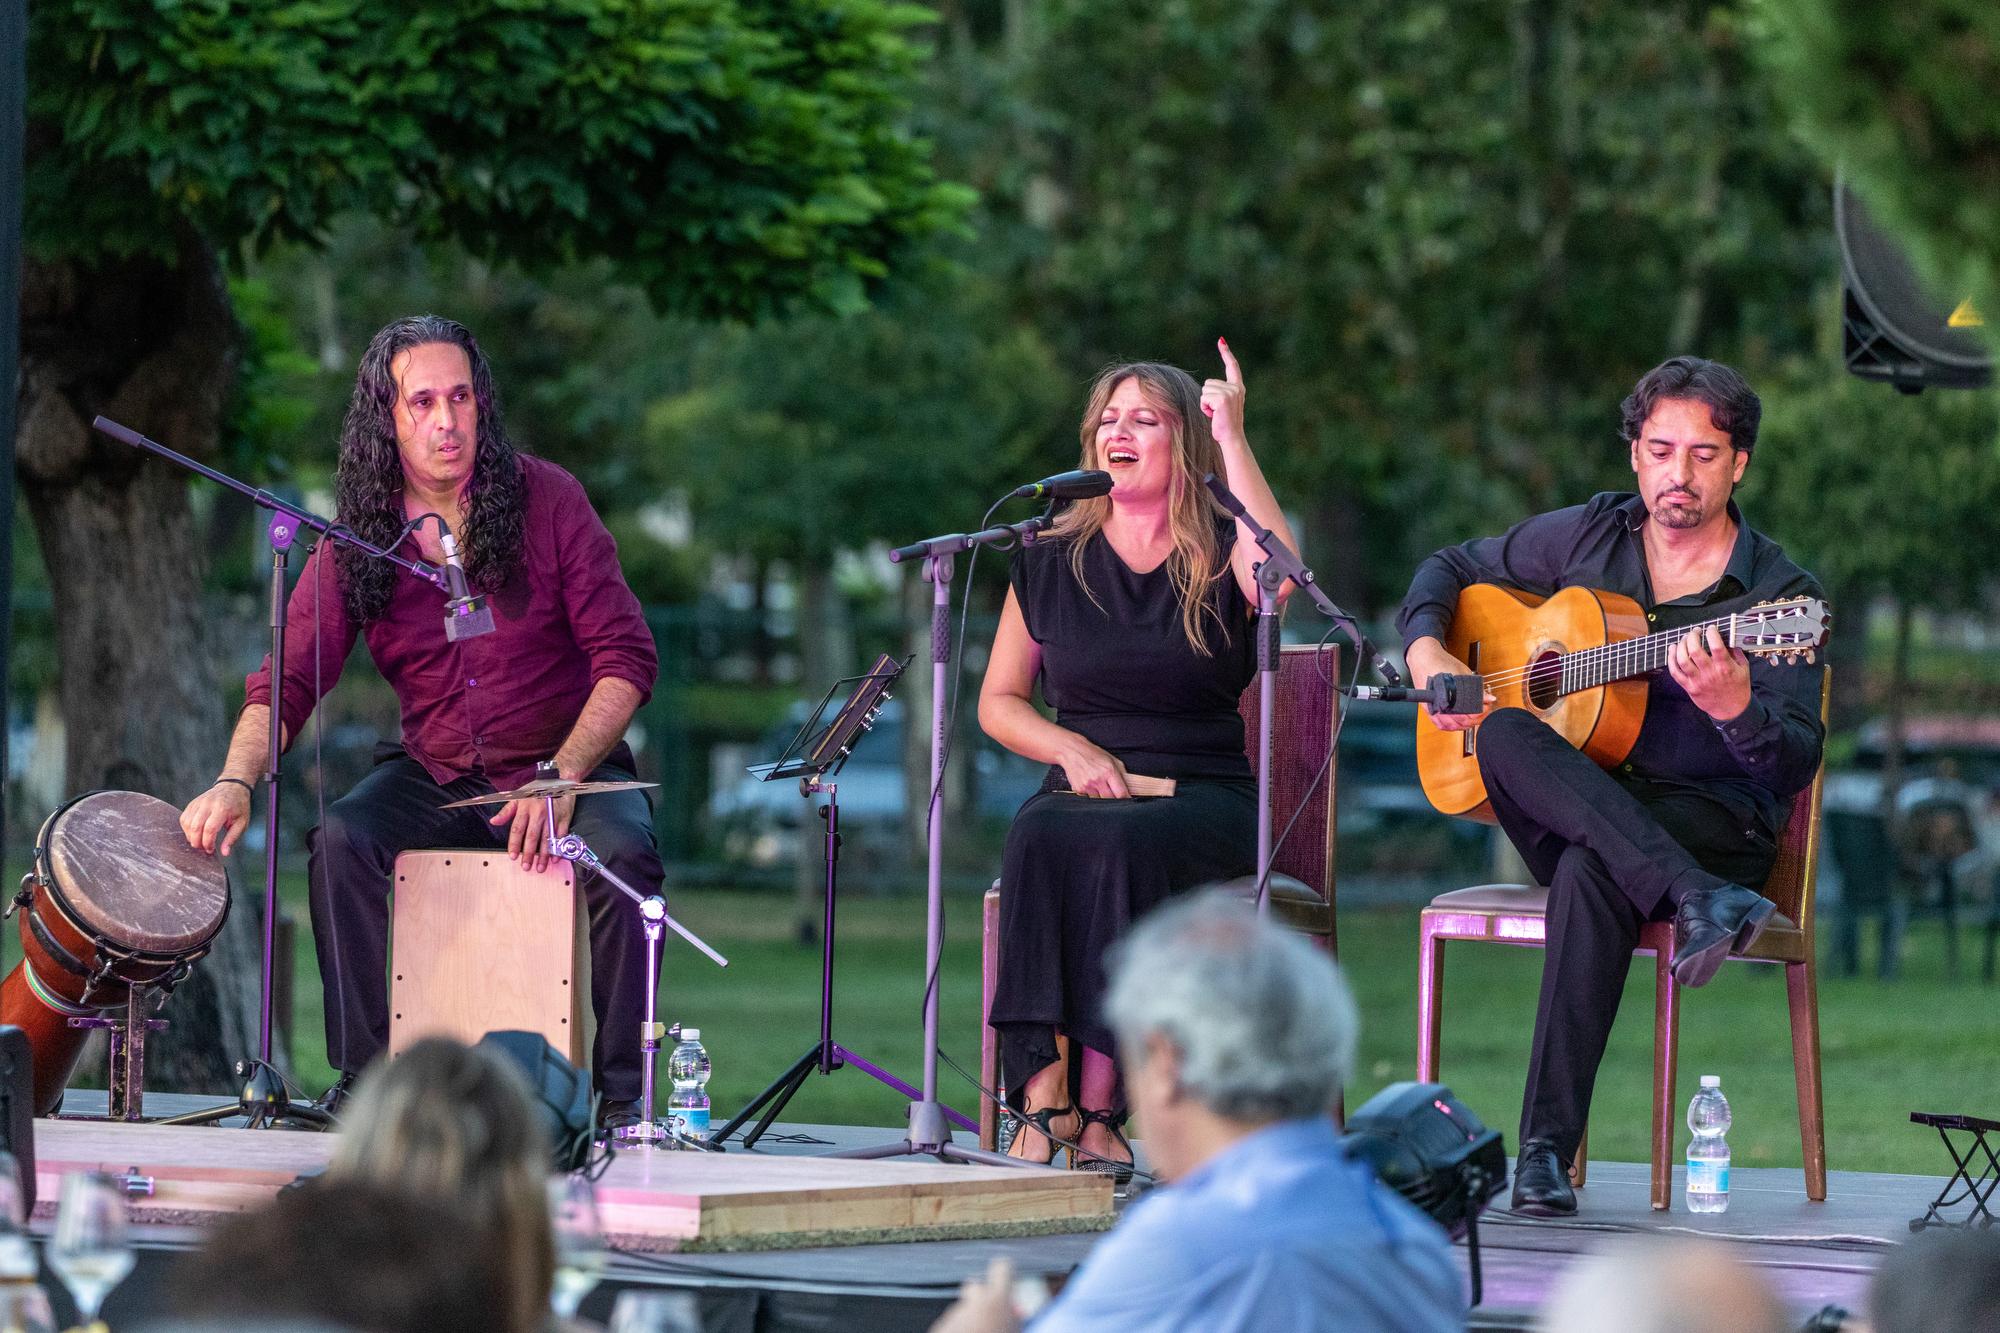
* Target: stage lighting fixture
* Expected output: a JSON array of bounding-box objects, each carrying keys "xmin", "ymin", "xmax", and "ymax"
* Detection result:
[{"xmin": 1344, "ymin": 1081, "xmax": 1506, "ymax": 1304}]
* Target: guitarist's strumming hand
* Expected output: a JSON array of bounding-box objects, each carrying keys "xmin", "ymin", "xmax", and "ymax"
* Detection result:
[
  {"xmin": 1405, "ymin": 636, "xmax": 1498, "ymax": 733},
  {"xmin": 1668, "ymin": 624, "xmax": 1752, "ymax": 723}
]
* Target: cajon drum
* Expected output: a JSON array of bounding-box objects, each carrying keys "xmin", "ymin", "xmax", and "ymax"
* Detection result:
[{"xmin": 389, "ymin": 850, "xmax": 592, "ymax": 1066}]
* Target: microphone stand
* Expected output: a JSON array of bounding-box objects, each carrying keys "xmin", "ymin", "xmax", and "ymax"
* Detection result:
[
  {"xmin": 830, "ymin": 506, "xmax": 1055, "ymax": 1168},
  {"xmin": 1200, "ymin": 473, "xmax": 1399, "ymax": 916},
  {"xmin": 94, "ymin": 417, "xmax": 448, "ymax": 1129}
]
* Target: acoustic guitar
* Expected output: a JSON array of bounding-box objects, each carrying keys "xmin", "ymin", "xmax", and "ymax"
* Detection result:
[{"xmin": 1415, "ymin": 584, "xmax": 1830, "ymax": 821}]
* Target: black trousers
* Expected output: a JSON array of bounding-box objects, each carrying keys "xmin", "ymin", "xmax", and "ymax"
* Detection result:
[
  {"xmin": 306, "ymin": 750, "xmax": 660, "ymax": 1100},
  {"xmin": 1474, "ymin": 708, "xmax": 1777, "ymax": 1161}
]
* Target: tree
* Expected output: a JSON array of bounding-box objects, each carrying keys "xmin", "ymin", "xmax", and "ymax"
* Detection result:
[
  {"xmin": 21, "ymin": 0, "xmax": 968, "ymax": 1086},
  {"xmin": 931, "ymin": 0, "xmax": 1833, "ymax": 611},
  {"xmin": 1755, "ymin": 0, "xmax": 2000, "ymax": 364},
  {"xmin": 1747, "ymin": 370, "xmax": 2000, "ymax": 765}
]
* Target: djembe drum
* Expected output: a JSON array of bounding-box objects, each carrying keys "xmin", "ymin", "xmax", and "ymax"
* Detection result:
[{"xmin": 0, "ymin": 791, "xmax": 231, "ymax": 1114}]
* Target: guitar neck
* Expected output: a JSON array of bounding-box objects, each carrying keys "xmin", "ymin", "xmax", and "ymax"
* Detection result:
[{"xmin": 1556, "ymin": 611, "xmax": 1738, "ymax": 694}]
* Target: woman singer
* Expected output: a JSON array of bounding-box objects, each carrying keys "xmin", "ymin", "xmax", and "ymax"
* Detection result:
[{"xmin": 978, "ymin": 340, "xmax": 1298, "ymax": 1176}]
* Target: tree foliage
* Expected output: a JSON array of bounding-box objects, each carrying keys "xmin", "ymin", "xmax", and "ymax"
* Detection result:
[
  {"xmin": 29, "ymin": 0, "xmax": 971, "ymax": 317},
  {"xmin": 928, "ymin": 0, "xmax": 1834, "ymax": 608},
  {"xmin": 1747, "ymin": 372, "xmax": 2000, "ymax": 610},
  {"xmin": 1754, "ymin": 0, "xmax": 2000, "ymax": 362}
]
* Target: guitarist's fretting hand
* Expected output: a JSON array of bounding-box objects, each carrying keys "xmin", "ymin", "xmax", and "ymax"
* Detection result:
[
  {"xmin": 1668, "ymin": 624, "xmax": 1752, "ymax": 723},
  {"xmin": 1405, "ymin": 636, "xmax": 1499, "ymax": 733}
]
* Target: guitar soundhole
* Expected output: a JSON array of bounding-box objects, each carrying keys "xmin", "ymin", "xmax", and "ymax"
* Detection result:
[{"xmin": 1526, "ymin": 650, "xmax": 1563, "ymax": 711}]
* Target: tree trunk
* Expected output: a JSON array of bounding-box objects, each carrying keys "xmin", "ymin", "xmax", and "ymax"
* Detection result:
[{"xmin": 16, "ymin": 231, "xmax": 273, "ymax": 1093}]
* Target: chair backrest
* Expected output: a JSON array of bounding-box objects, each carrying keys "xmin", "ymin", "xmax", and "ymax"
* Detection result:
[
  {"xmin": 1759, "ymin": 669, "xmax": 1831, "ymax": 933},
  {"xmin": 1235, "ymin": 643, "xmax": 1340, "ymax": 903}
]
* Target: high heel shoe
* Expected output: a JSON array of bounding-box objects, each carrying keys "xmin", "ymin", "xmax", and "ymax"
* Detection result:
[
  {"xmin": 1072, "ymin": 1107, "xmax": 1134, "ymax": 1187},
  {"xmin": 1005, "ymin": 1103, "xmax": 1077, "ymax": 1166}
]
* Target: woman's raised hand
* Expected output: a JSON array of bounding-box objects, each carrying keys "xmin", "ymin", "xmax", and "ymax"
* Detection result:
[
  {"xmin": 1200, "ymin": 337, "xmax": 1247, "ymax": 450},
  {"xmin": 1057, "ymin": 739, "xmax": 1132, "ymax": 800}
]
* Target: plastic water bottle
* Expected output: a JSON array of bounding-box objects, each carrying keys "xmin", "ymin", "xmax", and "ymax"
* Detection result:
[
  {"xmin": 666, "ymin": 1028, "xmax": 711, "ymax": 1141},
  {"xmin": 1686, "ymin": 1074, "xmax": 1731, "ymax": 1213}
]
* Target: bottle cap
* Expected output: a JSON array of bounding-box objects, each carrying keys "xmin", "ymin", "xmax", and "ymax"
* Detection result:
[
  {"xmin": 1700, "ymin": 1074, "xmax": 1720, "ymax": 1088},
  {"xmin": 681, "ymin": 1028, "xmax": 700, "ymax": 1041}
]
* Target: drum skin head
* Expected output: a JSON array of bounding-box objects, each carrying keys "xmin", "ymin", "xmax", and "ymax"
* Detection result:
[{"xmin": 45, "ymin": 791, "xmax": 230, "ymax": 954}]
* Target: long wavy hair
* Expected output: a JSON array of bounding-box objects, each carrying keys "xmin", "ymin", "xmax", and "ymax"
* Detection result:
[
  {"xmin": 328, "ymin": 1039, "xmax": 555, "ymax": 1333},
  {"xmin": 1046, "ymin": 362, "xmax": 1235, "ymax": 654},
  {"xmin": 334, "ymin": 315, "xmax": 526, "ymax": 624}
]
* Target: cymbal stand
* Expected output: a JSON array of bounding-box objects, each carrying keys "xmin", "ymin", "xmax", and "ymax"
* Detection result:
[{"xmin": 530, "ymin": 768, "xmax": 728, "ymax": 1150}]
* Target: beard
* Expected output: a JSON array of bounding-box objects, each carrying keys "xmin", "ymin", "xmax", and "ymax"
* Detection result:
[{"xmin": 1652, "ymin": 491, "xmax": 1706, "ymax": 529}]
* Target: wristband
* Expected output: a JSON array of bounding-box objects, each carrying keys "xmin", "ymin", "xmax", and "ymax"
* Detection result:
[{"xmin": 213, "ymin": 777, "xmax": 257, "ymax": 797}]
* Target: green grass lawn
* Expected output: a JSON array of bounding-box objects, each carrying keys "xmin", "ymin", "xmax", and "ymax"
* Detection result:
[{"xmin": 18, "ymin": 868, "xmax": 1993, "ymax": 1176}]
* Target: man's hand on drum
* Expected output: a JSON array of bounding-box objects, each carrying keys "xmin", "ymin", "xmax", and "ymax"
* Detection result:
[
  {"xmin": 1405, "ymin": 636, "xmax": 1497, "ymax": 733},
  {"xmin": 181, "ymin": 781, "xmax": 252, "ymax": 857},
  {"xmin": 490, "ymin": 792, "xmax": 576, "ymax": 873},
  {"xmin": 1057, "ymin": 739, "xmax": 1132, "ymax": 800}
]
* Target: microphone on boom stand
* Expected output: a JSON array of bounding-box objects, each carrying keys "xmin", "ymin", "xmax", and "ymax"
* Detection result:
[
  {"xmin": 438, "ymin": 525, "xmax": 495, "ymax": 641},
  {"xmin": 1010, "ymin": 469, "xmax": 1113, "ymax": 501}
]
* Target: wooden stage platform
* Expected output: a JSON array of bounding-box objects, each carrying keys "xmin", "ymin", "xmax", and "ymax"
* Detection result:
[
  {"xmin": 30, "ymin": 1095, "xmax": 1960, "ymax": 1331},
  {"xmin": 30, "ymin": 1107, "xmax": 1113, "ymax": 1253}
]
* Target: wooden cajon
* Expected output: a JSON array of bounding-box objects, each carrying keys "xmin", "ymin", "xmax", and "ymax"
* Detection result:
[{"xmin": 388, "ymin": 850, "xmax": 592, "ymax": 1066}]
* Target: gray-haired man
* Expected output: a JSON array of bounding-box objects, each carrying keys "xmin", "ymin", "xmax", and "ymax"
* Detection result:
[{"xmin": 934, "ymin": 893, "xmax": 1465, "ymax": 1333}]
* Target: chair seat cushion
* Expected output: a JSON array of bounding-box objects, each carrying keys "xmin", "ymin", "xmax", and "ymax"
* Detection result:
[
  {"xmin": 1424, "ymin": 883, "xmax": 1804, "ymax": 960},
  {"xmin": 1213, "ymin": 874, "xmax": 1331, "ymax": 938}
]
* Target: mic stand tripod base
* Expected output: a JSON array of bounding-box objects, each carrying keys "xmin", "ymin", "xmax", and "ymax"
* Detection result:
[{"xmin": 154, "ymin": 1060, "xmax": 334, "ymax": 1130}]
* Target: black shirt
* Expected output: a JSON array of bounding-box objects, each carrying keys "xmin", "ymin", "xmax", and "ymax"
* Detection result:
[
  {"xmin": 1395, "ymin": 492, "xmax": 1826, "ymax": 836},
  {"xmin": 1010, "ymin": 525, "xmax": 1255, "ymax": 782}
]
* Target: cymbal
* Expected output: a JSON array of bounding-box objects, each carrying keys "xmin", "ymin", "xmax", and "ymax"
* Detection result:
[{"xmin": 439, "ymin": 777, "xmax": 659, "ymax": 810}]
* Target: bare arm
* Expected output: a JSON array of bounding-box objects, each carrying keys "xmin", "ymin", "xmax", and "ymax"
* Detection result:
[
  {"xmin": 491, "ymin": 677, "xmax": 646, "ymax": 871},
  {"xmin": 977, "ymin": 590, "xmax": 1131, "ymax": 799},
  {"xmin": 1202, "ymin": 338, "xmax": 1301, "ymax": 604},
  {"xmin": 179, "ymin": 704, "xmax": 290, "ymax": 857}
]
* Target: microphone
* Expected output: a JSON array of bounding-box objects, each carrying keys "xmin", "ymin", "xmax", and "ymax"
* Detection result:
[
  {"xmin": 1011, "ymin": 469, "xmax": 1113, "ymax": 501},
  {"xmin": 438, "ymin": 526, "xmax": 496, "ymax": 642},
  {"xmin": 1351, "ymin": 675, "xmax": 1486, "ymax": 714}
]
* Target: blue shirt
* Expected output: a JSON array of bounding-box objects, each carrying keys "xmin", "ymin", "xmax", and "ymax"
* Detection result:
[{"xmin": 1030, "ymin": 1118, "xmax": 1465, "ymax": 1333}]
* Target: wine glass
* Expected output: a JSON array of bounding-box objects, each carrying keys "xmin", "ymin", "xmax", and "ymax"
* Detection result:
[
  {"xmin": 608, "ymin": 1290, "xmax": 702, "ymax": 1333},
  {"xmin": 548, "ymin": 1173, "xmax": 609, "ymax": 1319},
  {"xmin": 48, "ymin": 1172, "xmax": 133, "ymax": 1327}
]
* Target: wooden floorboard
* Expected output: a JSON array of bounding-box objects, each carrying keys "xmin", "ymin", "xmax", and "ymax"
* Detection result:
[{"xmin": 33, "ymin": 1098, "xmax": 1113, "ymax": 1252}]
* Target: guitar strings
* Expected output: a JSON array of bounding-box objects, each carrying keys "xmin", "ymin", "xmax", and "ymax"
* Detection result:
[{"xmin": 1468, "ymin": 604, "xmax": 1815, "ymax": 696}]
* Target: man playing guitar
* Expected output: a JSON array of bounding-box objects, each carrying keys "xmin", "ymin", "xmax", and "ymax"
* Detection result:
[{"xmin": 1396, "ymin": 356, "xmax": 1826, "ymax": 1216}]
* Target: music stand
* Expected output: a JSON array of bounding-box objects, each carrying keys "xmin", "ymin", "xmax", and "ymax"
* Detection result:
[{"xmin": 711, "ymin": 654, "xmax": 963, "ymax": 1149}]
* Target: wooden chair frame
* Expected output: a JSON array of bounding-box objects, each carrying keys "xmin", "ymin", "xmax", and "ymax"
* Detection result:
[
  {"xmin": 1416, "ymin": 673, "xmax": 1830, "ymax": 1210},
  {"xmin": 976, "ymin": 642, "xmax": 1342, "ymax": 1151}
]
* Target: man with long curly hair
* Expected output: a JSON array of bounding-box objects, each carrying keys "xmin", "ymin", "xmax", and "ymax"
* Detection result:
[{"xmin": 179, "ymin": 315, "xmax": 660, "ymax": 1121}]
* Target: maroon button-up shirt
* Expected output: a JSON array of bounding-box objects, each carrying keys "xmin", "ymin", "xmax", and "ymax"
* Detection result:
[{"xmin": 245, "ymin": 456, "xmax": 658, "ymax": 790}]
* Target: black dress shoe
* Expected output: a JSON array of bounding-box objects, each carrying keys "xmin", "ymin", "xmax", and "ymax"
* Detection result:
[
  {"xmin": 313, "ymin": 1072, "xmax": 358, "ymax": 1118},
  {"xmin": 1511, "ymin": 1139, "xmax": 1577, "ymax": 1216},
  {"xmin": 599, "ymin": 1098, "xmax": 643, "ymax": 1133},
  {"xmin": 1670, "ymin": 883, "xmax": 1777, "ymax": 988}
]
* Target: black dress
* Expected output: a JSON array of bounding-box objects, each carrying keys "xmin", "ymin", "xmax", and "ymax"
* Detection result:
[{"xmin": 991, "ymin": 525, "xmax": 1258, "ymax": 1108}]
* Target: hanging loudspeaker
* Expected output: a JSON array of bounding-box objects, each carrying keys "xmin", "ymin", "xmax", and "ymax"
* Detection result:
[{"xmin": 1835, "ymin": 177, "xmax": 1991, "ymax": 394}]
